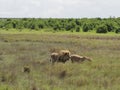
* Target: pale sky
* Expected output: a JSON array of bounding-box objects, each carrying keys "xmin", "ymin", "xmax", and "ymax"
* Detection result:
[{"xmin": 0, "ymin": 0, "xmax": 120, "ymax": 18}]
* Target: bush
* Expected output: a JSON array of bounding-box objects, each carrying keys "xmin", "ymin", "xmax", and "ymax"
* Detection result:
[
  {"xmin": 82, "ymin": 24, "xmax": 89, "ymax": 32},
  {"xmin": 105, "ymin": 23, "xmax": 114, "ymax": 32},
  {"xmin": 65, "ymin": 24, "xmax": 72, "ymax": 31},
  {"xmin": 76, "ymin": 27, "xmax": 80, "ymax": 32},
  {"xmin": 115, "ymin": 28, "xmax": 120, "ymax": 33},
  {"xmin": 82, "ymin": 23, "xmax": 93, "ymax": 32},
  {"xmin": 53, "ymin": 26, "xmax": 58, "ymax": 31},
  {"xmin": 96, "ymin": 25, "xmax": 108, "ymax": 33}
]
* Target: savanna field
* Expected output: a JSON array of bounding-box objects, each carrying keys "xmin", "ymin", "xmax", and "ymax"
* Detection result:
[{"xmin": 0, "ymin": 31, "xmax": 120, "ymax": 90}]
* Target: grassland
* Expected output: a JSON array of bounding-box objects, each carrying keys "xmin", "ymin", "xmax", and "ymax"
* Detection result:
[{"xmin": 0, "ymin": 31, "xmax": 120, "ymax": 90}]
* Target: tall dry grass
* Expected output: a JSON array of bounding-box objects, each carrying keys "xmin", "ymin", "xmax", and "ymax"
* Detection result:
[{"xmin": 0, "ymin": 33, "xmax": 120, "ymax": 90}]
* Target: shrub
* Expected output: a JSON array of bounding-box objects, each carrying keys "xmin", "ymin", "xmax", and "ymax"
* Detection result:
[
  {"xmin": 82, "ymin": 23, "xmax": 93, "ymax": 32},
  {"xmin": 105, "ymin": 23, "xmax": 114, "ymax": 32},
  {"xmin": 76, "ymin": 27, "xmax": 80, "ymax": 32},
  {"xmin": 23, "ymin": 66, "xmax": 30, "ymax": 73},
  {"xmin": 82, "ymin": 24, "xmax": 89, "ymax": 32},
  {"xmin": 65, "ymin": 24, "xmax": 72, "ymax": 31},
  {"xmin": 115, "ymin": 28, "xmax": 120, "ymax": 33},
  {"xmin": 96, "ymin": 25, "xmax": 108, "ymax": 33}
]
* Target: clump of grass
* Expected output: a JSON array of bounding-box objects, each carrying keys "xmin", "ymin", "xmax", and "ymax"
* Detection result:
[
  {"xmin": 23, "ymin": 66, "xmax": 31, "ymax": 73},
  {"xmin": 0, "ymin": 71, "xmax": 17, "ymax": 84},
  {"xmin": 59, "ymin": 70, "xmax": 66, "ymax": 79},
  {"xmin": 1, "ymin": 76, "xmax": 6, "ymax": 82},
  {"xmin": 0, "ymin": 56, "xmax": 3, "ymax": 61},
  {"xmin": 0, "ymin": 52, "xmax": 3, "ymax": 55}
]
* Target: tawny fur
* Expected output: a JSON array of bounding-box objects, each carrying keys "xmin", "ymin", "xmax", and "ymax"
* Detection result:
[
  {"xmin": 58, "ymin": 50, "xmax": 71, "ymax": 63},
  {"xmin": 50, "ymin": 52, "xmax": 59, "ymax": 64},
  {"xmin": 50, "ymin": 50, "xmax": 71, "ymax": 64},
  {"xmin": 70, "ymin": 54, "xmax": 92, "ymax": 63}
]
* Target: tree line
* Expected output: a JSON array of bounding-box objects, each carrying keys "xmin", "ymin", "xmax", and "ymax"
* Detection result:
[{"xmin": 0, "ymin": 18, "xmax": 120, "ymax": 33}]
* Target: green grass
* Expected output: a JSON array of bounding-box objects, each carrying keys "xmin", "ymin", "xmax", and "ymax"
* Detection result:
[
  {"xmin": 0, "ymin": 28, "xmax": 120, "ymax": 35},
  {"xmin": 0, "ymin": 31, "xmax": 120, "ymax": 90}
]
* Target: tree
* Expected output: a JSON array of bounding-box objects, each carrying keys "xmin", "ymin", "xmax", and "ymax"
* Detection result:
[
  {"xmin": 4, "ymin": 21, "xmax": 13, "ymax": 30},
  {"xmin": 115, "ymin": 28, "xmax": 120, "ymax": 33},
  {"xmin": 82, "ymin": 23, "xmax": 90, "ymax": 32},
  {"xmin": 65, "ymin": 24, "xmax": 72, "ymax": 31},
  {"xmin": 76, "ymin": 27, "xmax": 80, "ymax": 32},
  {"xmin": 38, "ymin": 24, "xmax": 43, "ymax": 29},
  {"xmin": 16, "ymin": 20, "xmax": 24, "ymax": 29},
  {"xmin": 105, "ymin": 23, "xmax": 114, "ymax": 32},
  {"xmin": 96, "ymin": 25, "xmax": 108, "ymax": 33},
  {"xmin": 12, "ymin": 22, "xmax": 16, "ymax": 28},
  {"xmin": 75, "ymin": 19, "xmax": 81, "ymax": 26}
]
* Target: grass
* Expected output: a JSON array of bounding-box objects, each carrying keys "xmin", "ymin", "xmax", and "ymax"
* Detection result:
[
  {"xmin": 0, "ymin": 28, "xmax": 120, "ymax": 35},
  {"xmin": 0, "ymin": 31, "xmax": 120, "ymax": 90}
]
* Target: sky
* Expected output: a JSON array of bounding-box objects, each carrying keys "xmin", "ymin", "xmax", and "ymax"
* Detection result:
[{"xmin": 0, "ymin": 0, "xmax": 120, "ymax": 18}]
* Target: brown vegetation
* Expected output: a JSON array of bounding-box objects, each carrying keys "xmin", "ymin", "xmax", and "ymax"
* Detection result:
[
  {"xmin": 23, "ymin": 66, "xmax": 30, "ymax": 73},
  {"xmin": 0, "ymin": 33, "xmax": 120, "ymax": 90}
]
